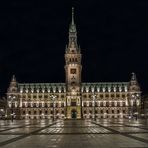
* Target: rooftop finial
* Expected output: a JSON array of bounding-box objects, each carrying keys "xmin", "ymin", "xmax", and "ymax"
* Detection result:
[
  {"xmin": 12, "ymin": 75, "xmax": 16, "ymax": 82},
  {"xmin": 131, "ymin": 72, "xmax": 136, "ymax": 81},
  {"xmin": 72, "ymin": 7, "xmax": 74, "ymax": 25}
]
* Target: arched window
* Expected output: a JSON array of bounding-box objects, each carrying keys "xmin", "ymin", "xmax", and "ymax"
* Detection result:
[
  {"xmin": 123, "ymin": 102, "xmax": 126, "ymax": 107},
  {"xmin": 45, "ymin": 110, "xmax": 48, "ymax": 114},
  {"xmin": 28, "ymin": 103, "xmax": 31, "ymax": 107},
  {"xmin": 89, "ymin": 102, "xmax": 92, "ymax": 107},
  {"xmin": 100, "ymin": 102, "xmax": 103, "ymax": 107},
  {"xmin": 61, "ymin": 103, "xmax": 64, "ymax": 107},
  {"xmin": 84, "ymin": 102, "xmax": 87, "ymax": 107},
  {"xmin": 106, "ymin": 102, "xmax": 109, "ymax": 107},
  {"xmin": 56, "ymin": 103, "xmax": 58, "ymax": 107},
  {"xmin": 45, "ymin": 103, "xmax": 47, "ymax": 107},
  {"xmin": 112, "ymin": 102, "xmax": 114, "ymax": 107}
]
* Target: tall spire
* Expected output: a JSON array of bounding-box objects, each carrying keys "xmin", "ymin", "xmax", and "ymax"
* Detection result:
[
  {"xmin": 66, "ymin": 7, "xmax": 80, "ymax": 53},
  {"xmin": 69, "ymin": 7, "xmax": 76, "ymax": 33},
  {"xmin": 72, "ymin": 7, "xmax": 74, "ymax": 25}
]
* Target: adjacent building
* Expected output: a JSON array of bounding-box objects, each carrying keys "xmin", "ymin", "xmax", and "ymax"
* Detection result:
[
  {"xmin": 0, "ymin": 97, "xmax": 6, "ymax": 119},
  {"xmin": 141, "ymin": 95, "xmax": 148, "ymax": 118},
  {"xmin": 6, "ymin": 8, "xmax": 141, "ymax": 120}
]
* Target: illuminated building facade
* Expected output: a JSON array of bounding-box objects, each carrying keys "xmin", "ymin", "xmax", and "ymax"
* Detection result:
[{"xmin": 6, "ymin": 8, "xmax": 141, "ymax": 119}]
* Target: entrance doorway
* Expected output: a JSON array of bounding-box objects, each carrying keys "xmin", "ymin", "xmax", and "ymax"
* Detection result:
[{"xmin": 71, "ymin": 109, "xmax": 77, "ymax": 119}]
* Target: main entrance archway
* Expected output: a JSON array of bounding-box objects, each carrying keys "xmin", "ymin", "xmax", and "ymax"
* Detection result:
[{"xmin": 71, "ymin": 109, "xmax": 77, "ymax": 119}]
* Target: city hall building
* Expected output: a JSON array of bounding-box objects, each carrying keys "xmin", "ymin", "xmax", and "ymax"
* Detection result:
[{"xmin": 6, "ymin": 8, "xmax": 141, "ymax": 119}]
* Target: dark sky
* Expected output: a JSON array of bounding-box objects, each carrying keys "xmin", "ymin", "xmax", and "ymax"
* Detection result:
[{"xmin": 0, "ymin": 0, "xmax": 148, "ymax": 95}]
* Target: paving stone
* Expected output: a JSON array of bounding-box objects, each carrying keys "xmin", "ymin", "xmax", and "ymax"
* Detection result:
[{"xmin": 0, "ymin": 119, "xmax": 148, "ymax": 147}]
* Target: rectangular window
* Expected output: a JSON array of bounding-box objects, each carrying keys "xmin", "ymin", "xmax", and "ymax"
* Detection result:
[
  {"xmin": 39, "ymin": 95, "xmax": 42, "ymax": 98},
  {"xmin": 44, "ymin": 95, "xmax": 48, "ymax": 98},
  {"xmin": 100, "ymin": 94, "xmax": 103, "ymax": 98},
  {"xmin": 105, "ymin": 94, "xmax": 109, "ymax": 98},
  {"xmin": 116, "ymin": 94, "xmax": 120, "ymax": 98},
  {"xmin": 111, "ymin": 94, "xmax": 114, "ymax": 98},
  {"xmin": 122, "ymin": 94, "xmax": 125, "ymax": 98}
]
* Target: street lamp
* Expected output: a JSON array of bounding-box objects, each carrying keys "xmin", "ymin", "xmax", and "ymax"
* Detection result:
[
  {"xmin": 50, "ymin": 95, "xmax": 57, "ymax": 121},
  {"xmin": 9, "ymin": 95, "xmax": 16, "ymax": 122},
  {"xmin": 92, "ymin": 94, "xmax": 96, "ymax": 121},
  {"xmin": 131, "ymin": 94, "xmax": 139, "ymax": 120}
]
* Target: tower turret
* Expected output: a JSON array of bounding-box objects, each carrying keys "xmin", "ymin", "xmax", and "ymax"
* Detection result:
[
  {"xmin": 7, "ymin": 75, "xmax": 18, "ymax": 93},
  {"xmin": 128, "ymin": 72, "xmax": 141, "ymax": 118},
  {"xmin": 7, "ymin": 75, "xmax": 20, "ymax": 119},
  {"xmin": 128, "ymin": 72, "xmax": 140, "ymax": 92}
]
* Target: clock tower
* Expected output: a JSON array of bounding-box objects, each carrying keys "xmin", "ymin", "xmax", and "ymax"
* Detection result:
[{"xmin": 65, "ymin": 7, "xmax": 82, "ymax": 119}]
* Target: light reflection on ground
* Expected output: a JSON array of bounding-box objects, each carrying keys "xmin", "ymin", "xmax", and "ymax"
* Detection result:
[{"xmin": 0, "ymin": 119, "xmax": 148, "ymax": 148}]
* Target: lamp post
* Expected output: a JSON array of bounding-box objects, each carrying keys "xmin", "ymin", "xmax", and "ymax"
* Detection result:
[
  {"xmin": 50, "ymin": 95, "xmax": 57, "ymax": 121},
  {"xmin": 9, "ymin": 95, "xmax": 16, "ymax": 122},
  {"xmin": 131, "ymin": 94, "xmax": 139, "ymax": 120},
  {"xmin": 92, "ymin": 94, "xmax": 96, "ymax": 121}
]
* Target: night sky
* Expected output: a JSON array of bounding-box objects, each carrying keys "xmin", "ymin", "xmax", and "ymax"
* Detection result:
[{"xmin": 0, "ymin": 0, "xmax": 148, "ymax": 96}]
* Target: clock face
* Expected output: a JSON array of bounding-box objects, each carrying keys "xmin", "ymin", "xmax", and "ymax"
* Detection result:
[{"xmin": 70, "ymin": 68, "xmax": 76, "ymax": 74}]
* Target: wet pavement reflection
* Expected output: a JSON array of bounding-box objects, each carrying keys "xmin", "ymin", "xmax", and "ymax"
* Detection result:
[{"xmin": 0, "ymin": 119, "xmax": 148, "ymax": 147}]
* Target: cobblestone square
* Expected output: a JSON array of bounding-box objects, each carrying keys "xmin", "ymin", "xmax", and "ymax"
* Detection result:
[{"xmin": 0, "ymin": 119, "xmax": 148, "ymax": 148}]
